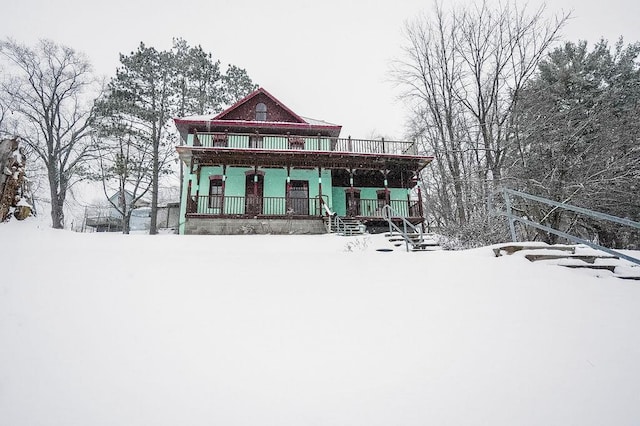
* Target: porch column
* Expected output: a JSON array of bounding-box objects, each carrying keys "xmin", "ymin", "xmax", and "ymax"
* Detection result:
[
  {"xmin": 195, "ymin": 164, "xmax": 202, "ymax": 206},
  {"xmin": 417, "ymin": 181, "xmax": 424, "ymax": 218},
  {"xmin": 286, "ymin": 166, "xmax": 291, "ymax": 213},
  {"xmin": 381, "ymin": 169, "xmax": 390, "ymax": 205},
  {"xmin": 186, "ymin": 181, "xmax": 194, "ymax": 213},
  {"xmin": 253, "ymin": 165, "xmax": 258, "ymax": 197},
  {"xmin": 221, "ymin": 165, "xmax": 227, "ymax": 213},
  {"xmin": 318, "ymin": 167, "xmax": 323, "ymax": 216}
]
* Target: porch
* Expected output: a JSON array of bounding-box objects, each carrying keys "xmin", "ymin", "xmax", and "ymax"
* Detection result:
[{"xmin": 186, "ymin": 194, "xmax": 423, "ymax": 223}]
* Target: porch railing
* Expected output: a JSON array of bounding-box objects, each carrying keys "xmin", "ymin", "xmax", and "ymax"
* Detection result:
[
  {"xmin": 356, "ymin": 199, "xmax": 422, "ymax": 218},
  {"xmin": 188, "ymin": 195, "xmax": 324, "ymax": 216},
  {"xmin": 190, "ymin": 131, "xmax": 418, "ymax": 156},
  {"xmin": 187, "ymin": 195, "xmax": 422, "ymax": 218}
]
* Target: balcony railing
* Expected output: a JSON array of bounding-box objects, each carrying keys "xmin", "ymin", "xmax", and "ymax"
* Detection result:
[
  {"xmin": 187, "ymin": 195, "xmax": 422, "ymax": 218},
  {"xmin": 188, "ymin": 131, "xmax": 418, "ymax": 156}
]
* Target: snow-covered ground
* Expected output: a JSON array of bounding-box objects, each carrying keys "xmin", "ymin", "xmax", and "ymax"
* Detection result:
[{"xmin": 1, "ymin": 218, "xmax": 640, "ymax": 426}]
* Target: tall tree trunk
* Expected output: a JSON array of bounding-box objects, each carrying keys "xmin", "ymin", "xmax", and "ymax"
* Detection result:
[
  {"xmin": 150, "ymin": 128, "xmax": 159, "ymax": 235},
  {"xmin": 48, "ymin": 164, "xmax": 65, "ymax": 229}
]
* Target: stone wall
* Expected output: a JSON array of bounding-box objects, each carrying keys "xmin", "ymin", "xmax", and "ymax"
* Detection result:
[{"xmin": 184, "ymin": 217, "xmax": 326, "ymax": 235}]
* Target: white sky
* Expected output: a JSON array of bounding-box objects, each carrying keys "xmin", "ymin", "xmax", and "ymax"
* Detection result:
[{"xmin": 3, "ymin": 0, "xmax": 639, "ymax": 139}]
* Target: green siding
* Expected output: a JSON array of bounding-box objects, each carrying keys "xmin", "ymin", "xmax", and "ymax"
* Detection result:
[
  {"xmin": 179, "ymin": 166, "xmax": 333, "ymax": 233},
  {"xmin": 178, "ymin": 163, "xmax": 412, "ymax": 234},
  {"xmin": 331, "ymin": 187, "xmax": 411, "ymax": 217}
]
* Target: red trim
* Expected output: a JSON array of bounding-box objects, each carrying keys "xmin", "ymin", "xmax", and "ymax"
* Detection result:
[
  {"xmin": 173, "ymin": 88, "xmax": 343, "ymax": 138},
  {"xmin": 174, "ymin": 118, "xmax": 341, "ymax": 134},
  {"xmin": 214, "ymin": 87, "xmax": 307, "ymax": 124}
]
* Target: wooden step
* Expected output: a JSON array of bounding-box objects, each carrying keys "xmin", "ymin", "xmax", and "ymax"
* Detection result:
[
  {"xmin": 525, "ymin": 253, "xmax": 619, "ymax": 264},
  {"xmin": 493, "ymin": 244, "xmax": 576, "ymax": 257},
  {"xmin": 560, "ymin": 264, "xmax": 617, "ymax": 273},
  {"xmin": 616, "ymin": 275, "xmax": 640, "ymax": 281}
]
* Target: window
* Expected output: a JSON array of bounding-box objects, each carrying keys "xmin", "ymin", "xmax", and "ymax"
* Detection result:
[
  {"xmin": 208, "ymin": 178, "xmax": 223, "ymax": 210},
  {"xmin": 256, "ymin": 102, "xmax": 267, "ymax": 121}
]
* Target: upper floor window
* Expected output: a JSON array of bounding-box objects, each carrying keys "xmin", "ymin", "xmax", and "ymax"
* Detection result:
[{"xmin": 256, "ymin": 103, "xmax": 267, "ymax": 121}]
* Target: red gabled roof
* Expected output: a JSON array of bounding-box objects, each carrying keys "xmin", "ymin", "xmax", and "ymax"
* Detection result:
[
  {"xmin": 214, "ymin": 87, "xmax": 307, "ymax": 124},
  {"xmin": 173, "ymin": 87, "xmax": 342, "ymax": 138}
]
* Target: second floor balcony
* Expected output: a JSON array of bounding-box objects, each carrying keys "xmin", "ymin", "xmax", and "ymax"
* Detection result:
[{"xmin": 185, "ymin": 131, "xmax": 419, "ymax": 156}]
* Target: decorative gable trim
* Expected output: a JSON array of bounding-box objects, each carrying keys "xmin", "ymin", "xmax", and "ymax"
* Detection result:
[{"xmin": 214, "ymin": 87, "xmax": 307, "ymax": 124}]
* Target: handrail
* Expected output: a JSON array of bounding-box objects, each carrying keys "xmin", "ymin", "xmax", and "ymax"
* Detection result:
[
  {"xmin": 318, "ymin": 196, "xmax": 346, "ymax": 235},
  {"xmin": 382, "ymin": 204, "xmax": 423, "ymax": 252},
  {"xmin": 502, "ymin": 188, "xmax": 640, "ymax": 266},
  {"xmin": 333, "ymin": 215, "xmax": 350, "ymax": 235},
  {"xmin": 320, "ymin": 200, "xmax": 350, "ymax": 235}
]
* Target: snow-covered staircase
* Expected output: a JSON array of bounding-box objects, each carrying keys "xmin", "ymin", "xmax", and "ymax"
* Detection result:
[
  {"xmin": 324, "ymin": 216, "xmax": 366, "ymax": 236},
  {"xmin": 493, "ymin": 243, "xmax": 640, "ymax": 280},
  {"xmin": 384, "ymin": 231, "xmax": 442, "ymax": 252}
]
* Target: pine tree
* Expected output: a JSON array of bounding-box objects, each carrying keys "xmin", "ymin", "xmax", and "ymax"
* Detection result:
[
  {"xmin": 509, "ymin": 39, "xmax": 640, "ymax": 246},
  {"xmin": 94, "ymin": 39, "xmax": 258, "ymax": 234}
]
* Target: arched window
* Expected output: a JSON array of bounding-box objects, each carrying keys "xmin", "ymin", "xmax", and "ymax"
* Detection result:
[{"xmin": 255, "ymin": 102, "xmax": 267, "ymax": 121}]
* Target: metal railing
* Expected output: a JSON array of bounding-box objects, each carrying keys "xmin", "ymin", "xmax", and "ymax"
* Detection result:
[
  {"xmin": 503, "ymin": 188, "xmax": 640, "ymax": 265},
  {"xmin": 189, "ymin": 131, "xmax": 418, "ymax": 156},
  {"xmin": 188, "ymin": 195, "xmax": 421, "ymax": 219},
  {"xmin": 348, "ymin": 199, "xmax": 421, "ymax": 218},
  {"xmin": 321, "ymin": 201, "xmax": 347, "ymax": 234},
  {"xmin": 189, "ymin": 195, "xmax": 324, "ymax": 216},
  {"xmin": 382, "ymin": 204, "xmax": 424, "ymax": 252}
]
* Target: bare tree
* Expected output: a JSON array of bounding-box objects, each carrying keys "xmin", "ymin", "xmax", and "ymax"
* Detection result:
[
  {"xmin": 392, "ymin": 1, "xmax": 569, "ymax": 243},
  {"xmin": 0, "ymin": 39, "xmax": 99, "ymax": 228},
  {"xmin": 91, "ymin": 119, "xmax": 154, "ymax": 234}
]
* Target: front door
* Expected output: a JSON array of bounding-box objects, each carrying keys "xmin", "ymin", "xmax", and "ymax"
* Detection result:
[
  {"xmin": 245, "ymin": 173, "xmax": 264, "ymax": 215},
  {"xmin": 345, "ymin": 189, "xmax": 360, "ymax": 217},
  {"xmin": 288, "ymin": 180, "xmax": 309, "ymax": 215}
]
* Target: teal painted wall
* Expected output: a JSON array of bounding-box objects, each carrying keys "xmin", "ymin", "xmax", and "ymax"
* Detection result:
[
  {"xmin": 331, "ymin": 187, "xmax": 411, "ymax": 216},
  {"xmin": 179, "ymin": 166, "xmax": 333, "ymax": 233}
]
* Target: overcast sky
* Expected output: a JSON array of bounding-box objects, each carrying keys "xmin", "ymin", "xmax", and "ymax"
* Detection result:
[{"xmin": 3, "ymin": 0, "xmax": 639, "ymax": 139}]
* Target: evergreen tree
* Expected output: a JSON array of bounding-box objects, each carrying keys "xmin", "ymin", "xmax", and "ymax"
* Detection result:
[
  {"xmin": 509, "ymin": 39, "xmax": 640, "ymax": 247},
  {"xmin": 173, "ymin": 38, "xmax": 224, "ymax": 116},
  {"xmin": 94, "ymin": 39, "xmax": 258, "ymax": 234},
  {"xmin": 223, "ymin": 64, "xmax": 258, "ymax": 105},
  {"xmin": 96, "ymin": 43, "xmax": 176, "ymax": 234}
]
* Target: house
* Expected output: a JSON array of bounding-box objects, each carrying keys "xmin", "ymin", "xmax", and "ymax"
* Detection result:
[
  {"xmin": 174, "ymin": 88, "xmax": 433, "ymax": 235},
  {"xmin": 84, "ymin": 191, "xmax": 180, "ymax": 233},
  {"xmin": 84, "ymin": 190, "xmax": 146, "ymax": 232}
]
